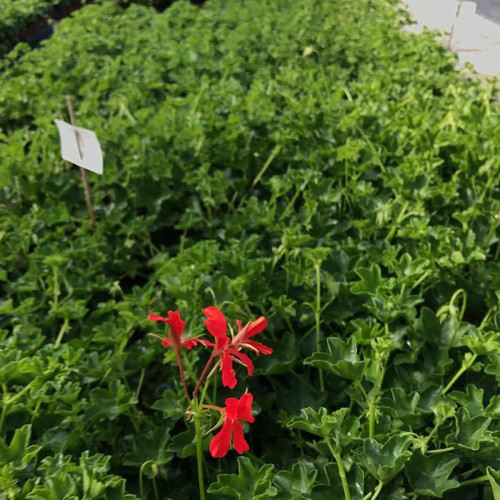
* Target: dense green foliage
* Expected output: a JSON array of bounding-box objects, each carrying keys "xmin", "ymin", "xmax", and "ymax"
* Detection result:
[
  {"xmin": 0, "ymin": 0, "xmax": 499, "ymax": 498},
  {"xmin": 0, "ymin": 0, "xmax": 171, "ymax": 56},
  {"xmin": 0, "ymin": 0, "xmax": 75, "ymax": 54}
]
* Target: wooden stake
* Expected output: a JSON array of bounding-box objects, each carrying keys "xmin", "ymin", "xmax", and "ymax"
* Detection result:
[{"xmin": 66, "ymin": 96, "xmax": 96, "ymax": 226}]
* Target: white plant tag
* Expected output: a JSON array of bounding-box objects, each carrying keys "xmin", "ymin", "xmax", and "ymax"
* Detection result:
[{"xmin": 54, "ymin": 119, "xmax": 103, "ymax": 175}]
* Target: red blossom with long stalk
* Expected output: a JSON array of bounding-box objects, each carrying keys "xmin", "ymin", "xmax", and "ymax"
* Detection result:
[
  {"xmin": 193, "ymin": 306, "xmax": 273, "ymax": 394},
  {"xmin": 209, "ymin": 393, "xmax": 255, "ymax": 458},
  {"xmin": 148, "ymin": 310, "xmax": 202, "ymax": 401}
]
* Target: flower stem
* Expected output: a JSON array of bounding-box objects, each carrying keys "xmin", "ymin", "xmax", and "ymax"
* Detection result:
[
  {"xmin": 55, "ymin": 318, "xmax": 69, "ymax": 347},
  {"xmin": 0, "ymin": 384, "xmax": 8, "ymax": 435},
  {"xmin": 458, "ymin": 475, "xmax": 488, "ymax": 487},
  {"xmin": 426, "ymin": 446, "xmax": 456, "ymax": 454},
  {"xmin": 193, "ymin": 352, "xmax": 215, "ymax": 399},
  {"xmin": 315, "ymin": 265, "xmax": 324, "ymax": 392},
  {"xmin": 175, "ymin": 350, "xmax": 191, "ymax": 402},
  {"xmin": 368, "ymin": 398, "xmax": 376, "ymax": 439},
  {"xmin": 193, "ymin": 399, "xmax": 206, "ymax": 500},
  {"xmin": 442, "ymin": 353, "xmax": 478, "ymax": 395},
  {"xmin": 325, "ymin": 439, "xmax": 351, "ymax": 500},
  {"xmin": 371, "ymin": 481, "xmax": 384, "ymax": 500}
]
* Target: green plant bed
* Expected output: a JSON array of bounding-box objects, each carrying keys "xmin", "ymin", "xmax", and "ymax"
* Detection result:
[{"xmin": 0, "ymin": 0, "xmax": 499, "ymax": 498}]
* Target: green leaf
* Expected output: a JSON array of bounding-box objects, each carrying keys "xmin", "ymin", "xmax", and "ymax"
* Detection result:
[
  {"xmin": 274, "ymin": 461, "xmax": 317, "ymax": 499},
  {"xmin": 358, "ymin": 436, "xmax": 412, "ymax": 482},
  {"xmin": 286, "ymin": 407, "xmax": 349, "ymax": 442},
  {"xmin": 380, "ymin": 388, "xmax": 423, "ymax": 426},
  {"xmin": 304, "ymin": 336, "xmax": 368, "ymax": 380},
  {"xmin": 405, "ymin": 451, "xmax": 460, "ymax": 497},
  {"xmin": 446, "ymin": 407, "xmax": 492, "ymax": 451},
  {"xmin": 307, "ymin": 462, "xmax": 364, "ymax": 500},
  {"xmin": 85, "ymin": 380, "xmax": 137, "ymax": 422},
  {"xmin": 254, "ymin": 334, "xmax": 297, "ymax": 375},
  {"xmin": 486, "ymin": 467, "xmax": 500, "ymax": 500},
  {"xmin": 208, "ymin": 456, "xmax": 277, "ymax": 499},
  {"xmin": 0, "ymin": 425, "xmax": 41, "ymax": 470},
  {"xmin": 351, "ymin": 264, "xmax": 383, "ymax": 296}
]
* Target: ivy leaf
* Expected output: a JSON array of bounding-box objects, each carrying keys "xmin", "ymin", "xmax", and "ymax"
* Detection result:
[
  {"xmin": 24, "ymin": 473, "xmax": 77, "ymax": 499},
  {"xmin": 485, "ymin": 353, "xmax": 500, "ymax": 377},
  {"xmin": 304, "ymin": 336, "xmax": 368, "ymax": 380},
  {"xmin": 286, "ymin": 407, "xmax": 349, "ymax": 442},
  {"xmin": 464, "ymin": 331, "xmax": 500, "ymax": 356},
  {"xmin": 357, "ymin": 436, "xmax": 412, "ymax": 482},
  {"xmin": 351, "ymin": 264, "xmax": 383, "ymax": 296},
  {"xmin": 254, "ymin": 334, "xmax": 297, "ymax": 375},
  {"xmin": 121, "ymin": 427, "xmax": 173, "ymax": 467},
  {"xmin": 405, "ymin": 451, "xmax": 459, "ymax": 497},
  {"xmin": 0, "ymin": 424, "xmax": 41, "ymax": 470},
  {"xmin": 274, "ymin": 461, "xmax": 317, "ymax": 499},
  {"xmin": 486, "ymin": 395, "xmax": 500, "ymax": 418},
  {"xmin": 306, "ymin": 463, "xmax": 364, "ymax": 500},
  {"xmin": 486, "ymin": 467, "xmax": 500, "ymax": 500},
  {"xmin": 446, "ymin": 407, "xmax": 492, "ymax": 451},
  {"xmin": 84, "ymin": 380, "xmax": 137, "ymax": 422},
  {"xmin": 207, "ymin": 456, "xmax": 277, "ymax": 499},
  {"xmin": 449, "ymin": 385, "xmax": 484, "ymax": 418},
  {"xmin": 380, "ymin": 388, "xmax": 423, "ymax": 426}
]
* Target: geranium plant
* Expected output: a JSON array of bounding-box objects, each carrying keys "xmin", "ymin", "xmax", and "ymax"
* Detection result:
[{"xmin": 148, "ymin": 307, "xmax": 272, "ymax": 499}]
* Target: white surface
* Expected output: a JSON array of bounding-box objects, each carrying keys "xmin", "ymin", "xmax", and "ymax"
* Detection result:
[
  {"xmin": 54, "ymin": 119, "xmax": 103, "ymax": 175},
  {"xmin": 403, "ymin": 0, "xmax": 460, "ymax": 33},
  {"xmin": 402, "ymin": 0, "xmax": 500, "ymax": 77}
]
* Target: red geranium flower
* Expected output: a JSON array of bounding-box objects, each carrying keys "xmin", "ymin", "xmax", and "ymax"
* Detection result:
[
  {"xmin": 148, "ymin": 310, "xmax": 200, "ymax": 350},
  {"xmin": 209, "ymin": 393, "xmax": 255, "ymax": 458},
  {"xmin": 202, "ymin": 307, "xmax": 273, "ymax": 389}
]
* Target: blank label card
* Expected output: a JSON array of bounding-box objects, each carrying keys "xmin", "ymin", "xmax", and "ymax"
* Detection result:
[{"xmin": 54, "ymin": 119, "xmax": 103, "ymax": 175}]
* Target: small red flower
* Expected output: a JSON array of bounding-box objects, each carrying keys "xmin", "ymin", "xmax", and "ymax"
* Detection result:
[
  {"xmin": 210, "ymin": 393, "xmax": 255, "ymax": 458},
  {"xmin": 148, "ymin": 310, "xmax": 200, "ymax": 350},
  {"xmin": 201, "ymin": 307, "xmax": 273, "ymax": 389}
]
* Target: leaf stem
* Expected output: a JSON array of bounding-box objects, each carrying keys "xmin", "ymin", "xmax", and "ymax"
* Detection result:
[
  {"xmin": 199, "ymin": 358, "xmax": 220, "ymax": 406},
  {"xmin": 175, "ymin": 350, "xmax": 191, "ymax": 402},
  {"xmin": 193, "ymin": 399, "xmax": 206, "ymax": 500},
  {"xmin": 458, "ymin": 475, "xmax": 488, "ymax": 487},
  {"xmin": 371, "ymin": 481, "xmax": 384, "ymax": 500},
  {"xmin": 55, "ymin": 318, "xmax": 69, "ymax": 347},
  {"xmin": 315, "ymin": 265, "xmax": 324, "ymax": 392},
  {"xmin": 193, "ymin": 352, "xmax": 216, "ymax": 399},
  {"xmin": 325, "ymin": 439, "xmax": 351, "ymax": 500},
  {"xmin": 368, "ymin": 398, "xmax": 376, "ymax": 439},
  {"xmin": 426, "ymin": 446, "xmax": 455, "ymax": 454},
  {"xmin": 442, "ymin": 353, "xmax": 478, "ymax": 395},
  {"xmin": 0, "ymin": 384, "xmax": 8, "ymax": 434}
]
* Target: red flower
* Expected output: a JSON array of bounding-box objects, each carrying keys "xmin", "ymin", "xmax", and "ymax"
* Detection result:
[
  {"xmin": 148, "ymin": 310, "xmax": 200, "ymax": 350},
  {"xmin": 209, "ymin": 393, "xmax": 255, "ymax": 458},
  {"xmin": 201, "ymin": 307, "xmax": 273, "ymax": 389}
]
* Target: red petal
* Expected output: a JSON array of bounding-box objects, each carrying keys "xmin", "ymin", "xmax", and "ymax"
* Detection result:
[
  {"xmin": 209, "ymin": 418, "xmax": 233, "ymax": 458},
  {"xmin": 225, "ymin": 397, "xmax": 240, "ymax": 420},
  {"xmin": 166, "ymin": 310, "xmax": 186, "ymax": 337},
  {"xmin": 160, "ymin": 338, "xmax": 170, "ymax": 348},
  {"xmin": 217, "ymin": 336, "xmax": 230, "ymax": 351},
  {"xmin": 221, "ymin": 351, "xmax": 237, "ymax": 389},
  {"xmin": 231, "ymin": 420, "xmax": 249, "ymax": 454},
  {"xmin": 197, "ymin": 339, "xmax": 216, "ymax": 348},
  {"xmin": 181, "ymin": 338, "xmax": 199, "ymax": 350},
  {"xmin": 148, "ymin": 313, "xmax": 169, "ymax": 322},
  {"xmin": 236, "ymin": 319, "xmax": 243, "ymax": 331},
  {"xmin": 230, "ymin": 349, "xmax": 254, "ymax": 376},
  {"xmin": 243, "ymin": 317, "xmax": 267, "ymax": 340},
  {"xmin": 244, "ymin": 340, "xmax": 273, "ymax": 355},
  {"xmin": 237, "ymin": 393, "xmax": 255, "ymax": 423},
  {"xmin": 202, "ymin": 306, "xmax": 228, "ymax": 339}
]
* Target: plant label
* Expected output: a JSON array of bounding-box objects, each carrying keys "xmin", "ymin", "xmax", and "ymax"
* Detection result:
[{"xmin": 54, "ymin": 119, "xmax": 103, "ymax": 175}]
